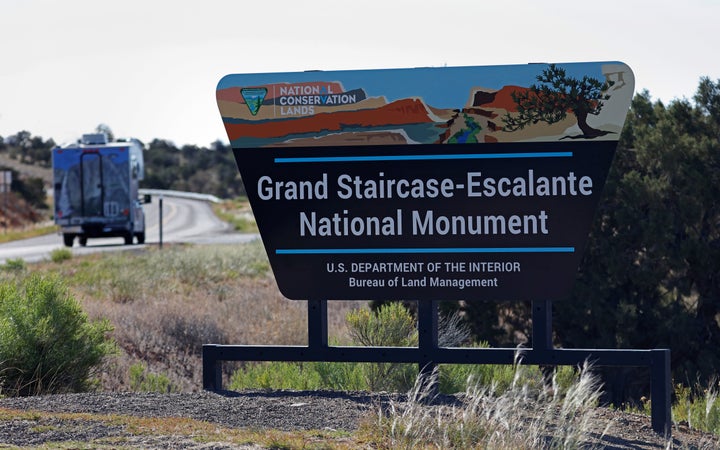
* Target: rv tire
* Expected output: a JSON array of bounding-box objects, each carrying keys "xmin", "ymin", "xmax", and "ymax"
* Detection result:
[{"xmin": 63, "ymin": 234, "xmax": 74, "ymax": 247}]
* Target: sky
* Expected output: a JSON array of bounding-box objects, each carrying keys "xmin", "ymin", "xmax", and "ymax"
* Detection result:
[{"xmin": 1, "ymin": 0, "xmax": 718, "ymax": 148}]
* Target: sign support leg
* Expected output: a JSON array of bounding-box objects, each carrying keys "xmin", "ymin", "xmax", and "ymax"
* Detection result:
[
  {"xmin": 417, "ymin": 300, "xmax": 439, "ymax": 397},
  {"xmin": 532, "ymin": 300, "xmax": 553, "ymax": 352},
  {"xmin": 651, "ymin": 349, "xmax": 672, "ymax": 436},
  {"xmin": 532, "ymin": 300, "xmax": 554, "ymax": 385},
  {"xmin": 202, "ymin": 345, "xmax": 222, "ymax": 391},
  {"xmin": 308, "ymin": 299, "xmax": 328, "ymax": 348}
]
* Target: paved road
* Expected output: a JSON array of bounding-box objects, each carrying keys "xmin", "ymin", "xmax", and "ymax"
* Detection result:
[{"xmin": 0, "ymin": 195, "xmax": 258, "ymax": 264}]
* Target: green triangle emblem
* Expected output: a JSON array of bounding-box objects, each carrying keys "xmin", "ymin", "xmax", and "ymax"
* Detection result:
[{"xmin": 241, "ymin": 87, "xmax": 268, "ymax": 116}]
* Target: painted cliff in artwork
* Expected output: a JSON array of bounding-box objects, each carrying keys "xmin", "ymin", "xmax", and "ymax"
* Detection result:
[{"xmin": 216, "ymin": 62, "xmax": 634, "ymax": 148}]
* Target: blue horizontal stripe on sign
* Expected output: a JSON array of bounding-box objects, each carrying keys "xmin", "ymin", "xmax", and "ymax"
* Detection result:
[
  {"xmin": 275, "ymin": 247, "xmax": 575, "ymax": 255},
  {"xmin": 274, "ymin": 152, "xmax": 572, "ymax": 164}
]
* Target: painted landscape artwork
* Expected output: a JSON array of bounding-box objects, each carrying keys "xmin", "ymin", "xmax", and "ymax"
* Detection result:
[{"xmin": 217, "ymin": 62, "xmax": 633, "ymax": 148}]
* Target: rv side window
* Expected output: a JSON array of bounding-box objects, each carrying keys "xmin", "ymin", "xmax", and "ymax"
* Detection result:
[{"xmin": 131, "ymin": 158, "xmax": 139, "ymax": 179}]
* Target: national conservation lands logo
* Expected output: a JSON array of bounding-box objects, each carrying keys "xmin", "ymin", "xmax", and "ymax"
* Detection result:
[
  {"xmin": 275, "ymin": 84, "xmax": 358, "ymax": 116},
  {"xmin": 241, "ymin": 83, "xmax": 360, "ymax": 117},
  {"xmin": 240, "ymin": 87, "xmax": 268, "ymax": 116}
]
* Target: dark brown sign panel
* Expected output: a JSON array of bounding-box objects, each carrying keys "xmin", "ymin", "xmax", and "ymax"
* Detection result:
[{"xmin": 216, "ymin": 62, "xmax": 634, "ymax": 301}]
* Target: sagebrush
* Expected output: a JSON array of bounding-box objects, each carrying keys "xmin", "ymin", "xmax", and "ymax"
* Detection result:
[{"xmin": 0, "ymin": 274, "xmax": 116, "ymax": 396}]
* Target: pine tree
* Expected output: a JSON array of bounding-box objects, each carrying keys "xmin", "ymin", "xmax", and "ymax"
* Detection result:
[{"xmin": 503, "ymin": 64, "xmax": 614, "ymax": 138}]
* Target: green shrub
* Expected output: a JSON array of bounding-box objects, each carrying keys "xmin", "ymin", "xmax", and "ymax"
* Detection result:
[
  {"xmin": 0, "ymin": 274, "xmax": 116, "ymax": 396},
  {"xmin": 229, "ymin": 362, "xmax": 324, "ymax": 390},
  {"xmin": 672, "ymin": 381, "xmax": 720, "ymax": 434},
  {"xmin": 49, "ymin": 248, "xmax": 72, "ymax": 263},
  {"xmin": 438, "ymin": 342, "xmax": 516, "ymax": 393},
  {"xmin": 311, "ymin": 360, "xmax": 366, "ymax": 391},
  {"xmin": 229, "ymin": 360, "xmax": 368, "ymax": 392},
  {"xmin": 346, "ymin": 302, "xmax": 418, "ymax": 392},
  {"xmin": 346, "ymin": 302, "xmax": 417, "ymax": 348},
  {"xmin": 2, "ymin": 258, "xmax": 26, "ymax": 272},
  {"xmin": 129, "ymin": 363, "xmax": 179, "ymax": 393}
]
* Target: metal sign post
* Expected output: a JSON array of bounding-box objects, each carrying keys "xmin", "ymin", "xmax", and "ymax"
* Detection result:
[
  {"xmin": 1, "ymin": 170, "xmax": 11, "ymax": 233},
  {"xmin": 158, "ymin": 195, "xmax": 163, "ymax": 249}
]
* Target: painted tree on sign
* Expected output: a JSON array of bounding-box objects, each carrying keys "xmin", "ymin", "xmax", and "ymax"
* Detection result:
[{"xmin": 503, "ymin": 64, "xmax": 614, "ymax": 138}]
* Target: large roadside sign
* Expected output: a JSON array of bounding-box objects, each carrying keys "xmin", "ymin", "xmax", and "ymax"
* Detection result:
[{"xmin": 216, "ymin": 62, "xmax": 634, "ymax": 301}]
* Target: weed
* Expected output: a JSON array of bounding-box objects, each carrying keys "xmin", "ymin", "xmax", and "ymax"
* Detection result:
[
  {"xmin": 129, "ymin": 363, "xmax": 179, "ymax": 393},
  {"xmin": 2, "ymin": 258, "xmax": 26, "ymax": 272},
  {"xmin": 346, "ymin": 303, "xmax": 418, "ymax": 392},
  {"xmin": 673, "ymin": 380, "xmax": 720, "ymax": 434},
  {"xmin": 49, "ymin": 247, "xmax": 72, "ymax": 263}
]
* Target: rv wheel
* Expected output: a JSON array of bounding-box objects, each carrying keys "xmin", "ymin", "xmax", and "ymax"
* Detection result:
[{"xmin": 63, "ymin": 234, "xmax": 74, "ymax": 247}]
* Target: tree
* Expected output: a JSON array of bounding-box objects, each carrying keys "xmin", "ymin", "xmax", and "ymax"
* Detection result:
[
  {"xmin": 95, "ymin": 123, "xmax": 114, "ymax": 142},
  {"xmin": 13, "ymin": 175, "xmax": 47, "ymax": 209},
  {"xmin": 2, "ymin": 131, "xmax": 53, "ymax": 165},
  {"xmin": 5, "ymin": 130, "xmax": 31, "ymax": 162},
  {"xmin": 141, "ymin": 138, "xmax": 245, "ymax": 198},
  {"xmin": 27, "ymin": 136, "xmax": 54, "ymax": 167},
  {"xmin": 554, "ymin": 81, "xmax": 720, "ymax": 399},
  {"xmin": 695, "ymin": 76, "xmax": 720, "ymax": 121},
  {"xmin": 503, "ymin": 64, "xmax": 614, "ymax": 138}
]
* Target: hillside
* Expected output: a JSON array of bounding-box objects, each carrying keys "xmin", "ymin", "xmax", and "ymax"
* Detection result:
[
  {"xmin": 0, "ymin": 153, "xmax": 52, "ymax": 185},
  {"xmin": 0, "ymin": 154, "xmax": 52, "ymax": 229}
]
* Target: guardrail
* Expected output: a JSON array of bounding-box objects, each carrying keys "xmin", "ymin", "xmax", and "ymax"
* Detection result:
[{"xmin": 139, "ymin": 189, "xmax": 221, "ymax": 204}]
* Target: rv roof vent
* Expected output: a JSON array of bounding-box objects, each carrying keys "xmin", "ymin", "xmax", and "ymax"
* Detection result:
[{"xmin": 81, "ymin": 133, "xmax": 109, "ymax": 145}]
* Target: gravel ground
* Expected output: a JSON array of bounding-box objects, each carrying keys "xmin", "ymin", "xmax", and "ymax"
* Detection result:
[{"xmin": 1, "ymin": 390, "xmax": 719, "ymax": 449}]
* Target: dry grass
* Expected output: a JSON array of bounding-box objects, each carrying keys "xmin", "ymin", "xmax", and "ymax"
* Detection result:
[
  {"xmin": 26, "ymin": 241, "xmax": 368, "ymax": 392},
  {"xmin": 0, "ymin": 222, "xmax": 58, "ymax": 244},
  {"xmin": 361, "ymin": 362, "xmax": 610, "ymax": 449}
]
